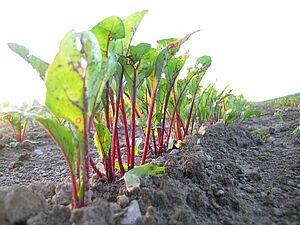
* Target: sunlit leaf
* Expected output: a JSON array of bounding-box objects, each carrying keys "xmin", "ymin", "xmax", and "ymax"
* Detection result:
[{"xmin": 8, "ymin": 43, "xmax": 49, "ymax": 79}]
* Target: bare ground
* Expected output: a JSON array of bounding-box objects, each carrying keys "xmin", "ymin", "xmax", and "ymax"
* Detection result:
[{"xmin": 0, "ymin": 104, "xmax": 299, "ymax": 225}]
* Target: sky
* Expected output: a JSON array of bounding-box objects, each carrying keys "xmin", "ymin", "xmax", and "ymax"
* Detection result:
[{"xmin": 0, "ymin": 0, "xmax": 299, "ymax": 105}]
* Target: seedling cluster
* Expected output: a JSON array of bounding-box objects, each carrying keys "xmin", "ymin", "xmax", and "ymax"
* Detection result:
[{"xmin": 1, "ymin": 11, "xmax": 253, "ymax": 208}]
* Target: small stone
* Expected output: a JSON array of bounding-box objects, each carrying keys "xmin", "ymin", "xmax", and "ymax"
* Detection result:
[
  {"xmin": 151, "ymin": 156, "xmax": 165, "ymax": 166},
  {"xmin": 244, "ymin": 185, "xmax": 255, "ymax": 193},
  {"xmin": 215, "ymin": 190, "xmax": 224, "ymax": 197},
  {"xmin": 271, "ymin": 187, "xmax": 282, "ymax": 195},
  {"xmin": 169, "ymin": 149, "xmax": 179, "ymax": 155},
  {"xmin": 33, "ymin": 149, "xmax": 43, "ymax": 156},
  {"xmin": 117, "ymin": 195, "xmax": 130, "ymax": 208},
  {"xmin": 272, "ymin": 208, "xmax": 284, "ymax": 217},
  {"xmin": 121, "ymin": 200, "xmax": 142, "ymax": 225},
  {"xmin": 215, "ymin": 164, "xmax": 222, "ymax": 170},
  {"xmin": 9, "ymin": 161, "xmax": 24, "ymax": 169},
  {"xmin": 268, "ymin": 136, "xmax": 276, "ymax": 143},
  {"xmin": 144, "ymin": 206, "xmax": 155, "ymax": 223},
  {"xmin": 219, "ymin": 147, "xmax": 227, "ymax": 153},
  {"xmin": 0, "ymin": 172, "xmax": 3, "ymax": 177}
]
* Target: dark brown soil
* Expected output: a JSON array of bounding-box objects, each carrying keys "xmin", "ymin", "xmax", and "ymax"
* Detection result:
[{"xmin": 0, "ymin": 105, "xmax": 299, "ymax": 225}]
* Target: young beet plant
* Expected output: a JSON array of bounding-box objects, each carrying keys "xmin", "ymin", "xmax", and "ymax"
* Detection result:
[
  {"xmin": 0, "ymin": 110, "xmax": 27, "ymax": 143},
  {"xmin": 38, "ymin": 30, "xmax": 112, "ymax": 208},
  {"xmin": 8, "ymin": 10, "xmax": 247, "ymax": 209}
]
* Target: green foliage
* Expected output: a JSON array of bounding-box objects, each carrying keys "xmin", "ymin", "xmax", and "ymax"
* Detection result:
[
  {"xmin": 7, "ymin": 10, "xmax": 246, "ymax": 209},
  {"xmin": 292, "ymin": 125, "xmax": 300, "ymax": 135},
  {"xmin": 273, "ymin": 108, "xmax": 284, "ymax": 120},
  {"xmin": 250, "ymin": 128, "xmax": 268, "ymax": 141},
  {"xmin": 0, "ymin": 110, "xmax": 28, "ymax": 143},
  {"xmin": 223, "ymin": 95, "xmax": 263, "ymax": 124},
  {"xmin": 262, "ymin": 92, "xmax": 300, "ymax": 107},
  {"xmin": 124, "ymin": 163, "xmax": 165, "ymax": 191},
  {"xmin": 94, "ymin": 122, "xmax": 111, "ymax": 158},
  {"xmin": 7, "ymin": 43, "xmax": 49, "ymax": 79}
]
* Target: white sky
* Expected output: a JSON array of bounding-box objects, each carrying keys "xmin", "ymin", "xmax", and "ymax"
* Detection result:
[{"xmin": 0, "ymin": 0, "xmax": 299, "ymax": 105}]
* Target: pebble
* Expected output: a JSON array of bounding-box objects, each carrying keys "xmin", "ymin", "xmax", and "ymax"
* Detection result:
[
  {"xmin": 117, "ymin": 195, "xmax": 130, "ymax": 208},
  {"xmin": 42, "ymin": 172, "xmax": 48, "ymax": 177},
  {"xmin": 169, "ymin": 149, "xmax": 179, "ymax": 155},
  {"xmin": 121, "ymin": 200, "xmax": 142, "ymax": 225},
  {"xmin": 215, "ymin": 164, "xmax": 222, "ymax": 170},
  {"xmin": 33, "ymin": 149, "xmax": 43, "ymax": 156},
  {"xmin": 219, "ymin": 147, "xmax": 227, "ymax": 153},
  {"xmin": 151, "ymin": 156, "xmax": 165, "ymax": 166},
  {"xmin": 272, "ymin": 208, "xmax": 284, "ymax": 217},
  {"xmin": 215, "ymin": 190, "xmax": 224, "ymax": 197}
]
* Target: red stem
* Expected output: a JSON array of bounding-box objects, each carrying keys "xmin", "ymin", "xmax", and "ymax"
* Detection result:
[
  {"xmin": 89, "ymin": 157, "xmax": 103, "ymax": 178},
  {"xmin": 82, "ymin": 84, "xmax": 90, "ymax": 207},
  {"xmin": 130, "ymin": 68, "xmax": 137, "ymax": 169},
  {"xmin": 151, "ymin": 129, "xmax": 158, "ymax": 156},
  {"xmin": 115, "ymin": 131, "xmax": 125, "ymax": 175},
  {"xmin": 109, "ymin": 87, "xmax": 116, "ymax": 175},
  {"xmin": 184, "ymin": 86, "xmax": 199, "ymax": 137},
  {"xmin": 140, "ymin": 84, "xmax": 159, "ymax": 165},
  {"xmin": 120, "ymin": 95, "xmax": 131, "ymax": 168},
  {"xmin": 105, "ymin": 86, "xmax": 110, "ymax": 130},
  {"xmin": 173, "ymin": 95, "xmax": 182, "ymax": 141},
  {"xmin": 166, "ymin": 109, "xmax": 176, "ymax": 146},
  {"xmin": 111, "ymin": 68, "xmax": 125, "ymax": 175}
]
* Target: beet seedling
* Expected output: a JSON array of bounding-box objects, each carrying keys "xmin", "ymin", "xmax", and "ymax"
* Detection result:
[{"xmin": 0, "ymin": 111, "xmax": 27, "ymax": 143}]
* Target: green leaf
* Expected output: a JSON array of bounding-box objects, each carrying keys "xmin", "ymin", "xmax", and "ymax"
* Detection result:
[
  {"xmin": 45, "ymin": 31, "xmax": 103, "ymax": 131},
  {"xmin": 91, "ymin": 16, "xmax": 125, "ymax": 56},
  {"xmin": 134, "ymin": 137, "xmax": 143, "ymax": 156},
  {"xmin": 129, "ymin": 43, "xmax": 151, "ymax": 62},
  {"xmin": 115, "ymin": 163, "xmax": 129, "ymax": 172},
  {"xmin": 196, "ymin": 55, "xmax": 212, "ymax": 71},
  {"xmin": 37, "ymin": 117, "xmax": 79, "ymax": 173},
  {"xmin": 164, "ymin": 53, "xmax": 189, "ymax": 88},
  {"xmin": 1, "ymin": 111, "xmax": 28, "ymax": 143},
  {"xmin": 96, "ymin": 162, "xmax": 106, "ymax": 174},
  {"xmin": 124, "ymin": 163, "xmax": 165, "ymax": 191},
  {"xmin": 122, "ymin": 10, "xmax": 148, "ymax": 52},
  {"xmin": 240, "ymin": 109, "xmax": 263, "ymax": 120},
  {"xmin": 156, "ymin": 38, "xmax": 177, "ymax": 49},
  {"xmin": 8, "ymin": 43, "xmax": 49, "ymax": 80},
  {"xmin": 94, "ymin": 122, "xmax": 111, "ymax": 159}
]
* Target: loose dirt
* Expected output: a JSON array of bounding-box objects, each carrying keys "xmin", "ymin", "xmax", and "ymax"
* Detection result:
[{"xmin": 0, "ymin": 105, "xmax": 299, "ymax": 225}]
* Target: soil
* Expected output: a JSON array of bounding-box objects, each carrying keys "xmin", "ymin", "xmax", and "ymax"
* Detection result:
[{"xmin": 0, "ymin": 104, "xmax": 299, "ymax": 225}]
